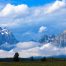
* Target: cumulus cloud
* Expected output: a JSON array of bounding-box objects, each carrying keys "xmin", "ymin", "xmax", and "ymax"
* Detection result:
[
  {"xmin": 46, "ymin": 0, "xmax": 65, "ymax": 14},
  {"xmin": 0, "ymin": 0, "xmax": 65, "ymax": 28},
  {"xmin": 0, "ymin": 4, "xmax": 29, "ymax": 27},
  {"xmin": 15, "ymin": 41, "xmax": 41, "ymax": 50},
  {"xmin": 0, "ymin": 4, "xmax": 29, "ymax": 17},
  {"xmin": 39, "ymin": 26, "xmax": 47, "ymax": 33}
]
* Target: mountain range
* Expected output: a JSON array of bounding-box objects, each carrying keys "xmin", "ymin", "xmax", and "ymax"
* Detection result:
[
  {"xmin": 53, "ymin": 30, "xmax": 66, "ymax": 47},
  {"xmin": 0, "ymin": 27, "xmax": 66, "ymax": 50},
  {"xmin": 0, "ymin": 27, "xmax": 18, "ymax": 50},
  {"xmin": 39, "ymin": 30, "xmax": 66, "ymax": 47}
]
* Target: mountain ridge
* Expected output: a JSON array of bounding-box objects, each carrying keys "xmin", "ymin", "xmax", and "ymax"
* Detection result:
[{"xmin": 0, "ymin": 27, "xmax": 19, "ymax": 50}]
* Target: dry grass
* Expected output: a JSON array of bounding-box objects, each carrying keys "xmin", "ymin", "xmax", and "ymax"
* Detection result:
[{"xmin": 0, "ymin": 61, "xmax": 66, "ymax": 66}]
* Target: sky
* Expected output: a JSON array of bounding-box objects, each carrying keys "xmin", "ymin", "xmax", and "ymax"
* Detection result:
[
  {"xmin": 0, "ymin": 0, "xmax": 56, "ymax": 6},
  {"xmin": 0, "ymin": 0, "xmax": 66, "ymax": 58},
  {"xmin": 0, "ymin": 0, "xmax": 65, "ymax": 41}
]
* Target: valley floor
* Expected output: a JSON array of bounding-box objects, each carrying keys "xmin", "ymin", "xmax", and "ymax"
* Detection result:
[{"xmin": 0, "ymin": 61, "xmax": 66, "ymax": 66}]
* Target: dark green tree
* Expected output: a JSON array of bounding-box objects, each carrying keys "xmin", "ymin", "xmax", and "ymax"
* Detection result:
[
  {"xmin": 41, "ymin": 57, "xmax": 46, "ymax": 61},
  {"xmin": 13, "ymin": 52, "xmax": 19, "ymax": 62},
  {"xmin": 30, "ymin": 56, "xmax": 34, "ymax": 61}
]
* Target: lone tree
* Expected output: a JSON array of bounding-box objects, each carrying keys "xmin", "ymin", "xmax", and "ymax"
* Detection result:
[
  {"xmin": 13, "ymin": 52, "xmax": 19, "ymax": 62},
  {"xmin": 30, "ymin": 56, "xmax": 34, "ymax": 61},
  {"xmin": 41, "ymin": 57, "xmax": 46, "ymax": 61}
]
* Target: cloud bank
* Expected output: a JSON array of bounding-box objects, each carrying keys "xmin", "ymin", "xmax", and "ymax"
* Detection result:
[{"xmin": 0, "ymin": 42, "xmax": 66, "ymax": 58}]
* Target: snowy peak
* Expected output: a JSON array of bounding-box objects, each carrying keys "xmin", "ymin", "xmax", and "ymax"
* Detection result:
[
  {"xmin": 1, "ymin": 27, "xmax": 11, "ymax": 35},
  {"xmin": 63, "ymin": 30, "xmax": 66, "ymax": 34},
  {"xmin": 53, "ymin": 30, "xmax": 66, "ymax": 47},
  {"xmin": 0, "ymin": 27, "xmax": 18, "ymax": 45},
  {"xmin": 38, "ymin": 30, "xmax": 66, "ymax": 47}
]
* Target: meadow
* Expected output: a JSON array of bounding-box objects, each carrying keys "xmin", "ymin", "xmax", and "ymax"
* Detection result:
[{"xmin": 0, "ymin": 61, "xmax": 66, "ymax": 66}]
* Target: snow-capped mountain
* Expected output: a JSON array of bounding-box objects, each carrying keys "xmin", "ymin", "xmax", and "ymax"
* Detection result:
[
  {"xmin": 0, "ymin": 26, "xmax": 66, "ymax": 51},
  {"xmin": 39, "ymin": 34, "xmax": 55, "ymax": 43},
  {"xmin": 38, "ymin": 30, "xmax": 66, "ymax": 47},
  {"xmin": 53, "ymin": 30, "xmax": 66, "ymax": 47},
  {"xmin": 0, "ymin": 27, "xmax": 18, "ymax": 50}
]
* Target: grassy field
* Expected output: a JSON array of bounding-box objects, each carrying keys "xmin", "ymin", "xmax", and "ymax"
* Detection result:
[{"xmin": 0, "ymin": 61, "xmax": 66, "ymax": 66}]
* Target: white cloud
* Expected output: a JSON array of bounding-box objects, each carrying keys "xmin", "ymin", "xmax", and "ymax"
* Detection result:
[
  {"xmin": 14, "ymin": 41, "xmax": 41, "ymax": 50},
  {"xmin": 0, "ymin": 4, "xmax": 29, "ymax": 17},
  {"xmin": 15, "ymin": 43, "xmax": 66, "ymax": 58},
  {"xmin": 0, "ymin": 50, "xmax": 14, "ymax": 58},
  {"xmin": 46, "ymin": 0, "xmax": 65, "ymax": 14},
  {"xmin": 0, "ymin": 42, "xmax": 66, "ymax": 58},
  {"xmin": 39, "ymin": 26, "xmax": 47, "ymax": 33},
  {"xmin": 0, "ymin": 0, "xmax": 65, "ymax": 28}
]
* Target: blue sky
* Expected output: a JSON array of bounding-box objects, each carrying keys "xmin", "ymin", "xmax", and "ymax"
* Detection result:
[{"xmin": 0, "ymin": 0, "xmax": 56, "ymax": 6}]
